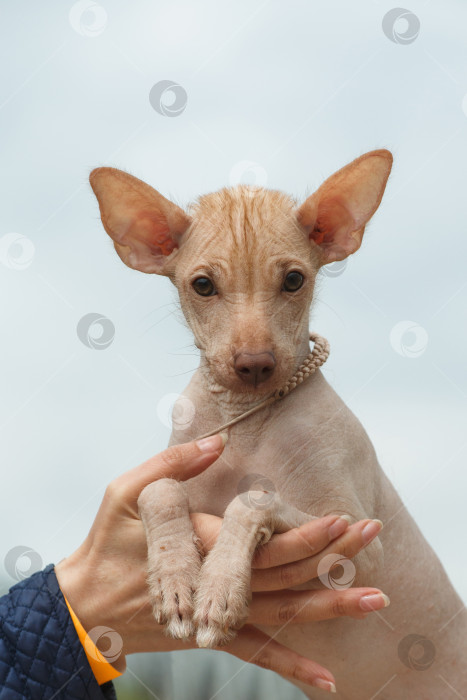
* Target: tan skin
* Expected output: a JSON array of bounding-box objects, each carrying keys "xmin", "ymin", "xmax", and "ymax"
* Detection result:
[{"xmin": 55, "ymin": 434, "xmax": 388, "ymax": 692}]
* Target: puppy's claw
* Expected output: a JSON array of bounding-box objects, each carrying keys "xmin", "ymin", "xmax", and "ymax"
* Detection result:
[
  {"xmin": 196, "ymin": 624, "xmax": 237, "ymax": 649},
  {"xmin": 166, "ymin": 616, "xmax": 195, "ymax": 640}
]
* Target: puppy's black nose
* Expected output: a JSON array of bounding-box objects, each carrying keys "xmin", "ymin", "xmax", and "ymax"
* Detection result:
[{"xmin": 234, "ymin": 352, "xmax": 276, "ymax": 386}]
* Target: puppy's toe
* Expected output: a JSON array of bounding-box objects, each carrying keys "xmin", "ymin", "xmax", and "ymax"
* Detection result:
[
  {"xmin": 194, "ymin": 575, "xmax": 250, "ymax": 648},
  {"xmin": 147, "ymin": 575, "xmax": 166, "ymax": 624},
  {"xmin": 147, "ymin": 561, "xmax": 199, "ymax": 640},
  {"xmin": 166, "ymin": 613, "xmax": 195, "ymax": 640},
  {"xmin": 162, "ymin": 586, "xmax": 196, "ymax": 640},
  {"xmin": 196, "ymin": 619, "xmax": 236, "ymax": 648}
]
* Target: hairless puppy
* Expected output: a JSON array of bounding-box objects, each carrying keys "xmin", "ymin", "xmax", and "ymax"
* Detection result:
[{"xmin": 90, "ymin": 151, "xmax": 467, "ymax": 698}]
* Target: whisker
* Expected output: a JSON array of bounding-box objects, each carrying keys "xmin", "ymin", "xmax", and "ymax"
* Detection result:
[
  {"xmin": 168, "ymin": 352, "xmax": 201, "ymax": 357},
  {"xmin": 141, "ymin": 310, "xmax": 178, "ymax": 334},
  {"xmin": 167, "ymin": 367, "xmax": 200, "ymax": 377},
  {"xmin": 141, "ymin": 302, "xmax": 178, "ymax": 318},
  {"xmin": 312, "ymin": 298, "xmax": 346, "ymax": 325}
]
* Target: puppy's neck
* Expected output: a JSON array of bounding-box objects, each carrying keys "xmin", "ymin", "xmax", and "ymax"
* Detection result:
[
  {"xmin": 196, "ymin": 356, "xmax": 274, "ymax": 419},
  {"xmin": 187, "ymin": 331, "xmax": 313, "ymax": 435}
]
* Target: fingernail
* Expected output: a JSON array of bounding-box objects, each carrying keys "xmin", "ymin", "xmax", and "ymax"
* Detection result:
[
  {"xmin": 196, "ymin": 433, "xmax": 228, "ymax": 453},
  {"xmin": 359, "ymin": 593, "xmax": 390, "ymax": 611},
  {"xmin": 314, "ymin": 678, "xmax": 337, "ymax": 693},
  {"xmin": 328, "ymin": 515, "xmax": 352, "ymax": 539},
  {"xmin": 362, "ymin": 519, "xmax": 383, "ymax": 544}
]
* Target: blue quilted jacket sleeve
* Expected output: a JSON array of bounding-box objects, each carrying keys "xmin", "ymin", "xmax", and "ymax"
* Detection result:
[{"xmin": 0, "ymin": 564, "xmax": 117, "ymax": 699}]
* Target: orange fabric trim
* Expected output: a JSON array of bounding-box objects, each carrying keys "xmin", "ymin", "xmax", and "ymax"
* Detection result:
[{"xmin": 63, "ymin": 596, "xmax": 122, "ymax": 685}]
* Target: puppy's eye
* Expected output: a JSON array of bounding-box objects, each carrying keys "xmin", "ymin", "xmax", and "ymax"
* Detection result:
[
  {"xmin": 282, "ymin": 271, "xmax": 304, "ymax": 292},
  {"xmin": 192, "ymin": 277, "xmax": 217, "ymax": 297}
]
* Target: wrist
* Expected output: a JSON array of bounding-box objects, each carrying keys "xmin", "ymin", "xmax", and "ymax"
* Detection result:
[
  {"xmin": 55, "ymin": 547, "xmax": 93, "ymax": 629},
  {"xmin": 55, "ymin": 548, "xmax": 127, "ymax": 673}
]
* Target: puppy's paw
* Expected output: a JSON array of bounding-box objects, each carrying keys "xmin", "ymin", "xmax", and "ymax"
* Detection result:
[
  {"xmin": 148, "ymin": 573, "xmax": 196, "ymax": 639},
  {"xmin": 194, "ymin": 560, "xmax": 250, "ymax": 648},
  {"xmin": 147, "ymin": 536, "xmax": 202, "ymax": 640}
]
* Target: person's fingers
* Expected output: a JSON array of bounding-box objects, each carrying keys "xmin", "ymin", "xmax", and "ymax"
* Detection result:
[
  {"xmin": 190, "ymin": 512, "xmax": 223, "ymax": 553},
  {"xmin": 252, "ymin": 519, "xmax": 382, "ymax": 591},
  {"xmin": 191, "ymin": 514, "xmax": 350, "ymax": 564},
  {"xmin": 109, "ymin": 433, "xmax": 228, "ymax": 506},
  {"xmin": 248, "ymin": 587, "xmax": 390, "ymax": 625},
  {"xmin": 253, "ymin": 515, "xmax": 351, "ymax": 570},
  {"xmin": 225, "ymin": 625, "xmax": 336, "ymax": 693},
  {"xmin": 315, "ymin": 518, "xmax": 382, "ymax": 564}
]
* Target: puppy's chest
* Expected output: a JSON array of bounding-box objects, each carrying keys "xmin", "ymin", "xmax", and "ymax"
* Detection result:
[{"xmin": 185, "ymin": 435, "xmax": 328, "ymax": 517}]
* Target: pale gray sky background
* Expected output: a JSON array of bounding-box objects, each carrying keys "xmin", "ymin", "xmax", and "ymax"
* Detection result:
[{"xmin": 1, "ymin": 1, "xmax": 466, "ymax": 697}]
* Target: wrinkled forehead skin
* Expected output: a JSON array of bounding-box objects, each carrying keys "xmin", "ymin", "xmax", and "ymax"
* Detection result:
[{"xmin": 170, "ymin": 185, "xmax": 321, "ymax": 286}]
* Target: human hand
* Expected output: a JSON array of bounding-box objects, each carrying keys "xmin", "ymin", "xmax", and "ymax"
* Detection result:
[{"xmin": 55, "ymin": 435, "xmax": 387, "ymax": 694}]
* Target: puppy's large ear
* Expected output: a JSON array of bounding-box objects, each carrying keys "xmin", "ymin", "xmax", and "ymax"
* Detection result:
[
  {"xmin": 90, "ymin": 168, "xmax": 191, "ymax": 274},
  {"xmin": 297, "ymin": 150, "xmax": 393, "ymax": 264}
]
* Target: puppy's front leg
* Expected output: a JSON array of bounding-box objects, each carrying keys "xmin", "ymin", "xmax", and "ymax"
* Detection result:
[
  {"xmin": 194, "ymin": 491, "xmax": 312, "ymax": 648},
  {"xmin": 138, "ymin": 478, "xmax": 202, "ymax": 639}
]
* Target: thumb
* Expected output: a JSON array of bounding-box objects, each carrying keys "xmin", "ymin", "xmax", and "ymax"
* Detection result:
[{"xmin": 119, "ymin": 432, "xmax": 228, "ymax": 502}]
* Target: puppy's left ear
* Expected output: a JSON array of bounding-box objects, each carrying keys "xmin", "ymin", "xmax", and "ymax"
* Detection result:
[{"xmin": 297, "ymin": 149, "xmax": 393, "ymax": 264}]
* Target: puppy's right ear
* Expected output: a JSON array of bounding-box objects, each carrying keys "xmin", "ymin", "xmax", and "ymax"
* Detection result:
[{"xmin": 89, "ymin": 168, "xmax": 191, "ymax": 274}]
